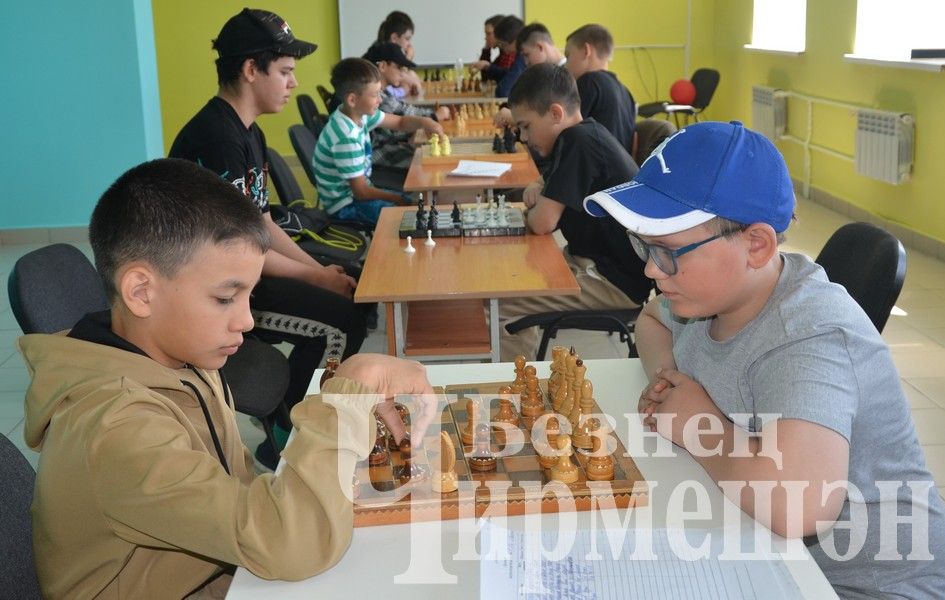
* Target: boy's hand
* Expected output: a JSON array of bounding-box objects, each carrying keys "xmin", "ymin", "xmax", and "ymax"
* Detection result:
[
  {"xmin": 312, "ymin": 265, "xmax": 356, "ymax": 298},
  {"xmin": 334, "ymin": 354, "xmax": 438, "ymax": 447},
  {"xmin": 435, "ymin": 106, "xmax": 451, "ymax": 121},
  {"xmin": 493, "ymin": 107, "xmax": 513, "ymax": 128},
  {"xmin": 522, "ymin": 181, "xmax": 543, "ymax": 208},
  {"xmin": 646, "ymin": 369, "xmax": 724, "ymax": 447},
  {"xmin": 470, "ymin": 60, "xmax": 490, "ymax": 73},
  {"xmin": 422, "ymin": 117, "xmax": 444, "ymax": 136}
]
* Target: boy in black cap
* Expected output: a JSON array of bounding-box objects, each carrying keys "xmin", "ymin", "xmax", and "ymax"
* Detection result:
[
  {"xmin": 364, "ymin": 42, "xmax": 449, "ymax": 187},
  {"xmin": 169, "ymin": 8, "xmax": 367, "ymax": 469}
]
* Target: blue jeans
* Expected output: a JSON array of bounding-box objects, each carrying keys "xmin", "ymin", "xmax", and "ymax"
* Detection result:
[{"xmin": 335, "ymin": 199, "xmax": 398, "ymax": 225}]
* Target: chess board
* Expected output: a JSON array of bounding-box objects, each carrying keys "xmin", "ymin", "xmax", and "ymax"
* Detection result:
[
  {"xmin": 398, "ymin": 205, "xmax": 527, "ymax": 238},
  {"xmin": 352, "ymin": 378, "xmax": 648, "ymax": 527}
]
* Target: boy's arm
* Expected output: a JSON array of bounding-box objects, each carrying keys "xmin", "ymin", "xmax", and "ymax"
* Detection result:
[
  {"xmin": 260, "ymin": 216, "xmax": 356, "ymax": 297},
  {"xmin": 348, "ymin": 175, "xmax": 407, "ymax": 203},
  {"xmin": 525, "ymin": 195, "xmax": 564, "ymax": 234},
  {"xmin": 653, "ymin": 374, "xmax": 850, "ymax": 538},
  {"xmin": 380, "ymin": 112, "xmax": 443, "ymax": 136}
]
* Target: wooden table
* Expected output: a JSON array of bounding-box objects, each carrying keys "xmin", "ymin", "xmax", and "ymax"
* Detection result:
[
  {"xmin": 403, "ymin": 148, "xmax": 540, "ymax": 194},
  {"xmin": 354, "ymin": 206, "xmax": 579, "ymax": 362},
  {"xmin": 228, "ymin": 359, "xmax": 838, "ymax": 599}
]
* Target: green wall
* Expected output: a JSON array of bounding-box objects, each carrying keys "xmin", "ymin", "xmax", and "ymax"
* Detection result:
[{"xmin": 153, "ymin": 0, "xmax": 341, "ymax": 162}]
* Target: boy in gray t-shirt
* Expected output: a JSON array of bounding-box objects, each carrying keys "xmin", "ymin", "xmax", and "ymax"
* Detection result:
[{"xmin": 585, "ymin": 121, "xmax": 944, "ymax": 599}]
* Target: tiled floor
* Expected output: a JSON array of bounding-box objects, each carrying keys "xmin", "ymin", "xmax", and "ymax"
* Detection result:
[{"xmin": 1, "ymin": 197, "xmax": 944, "ymax": 500}]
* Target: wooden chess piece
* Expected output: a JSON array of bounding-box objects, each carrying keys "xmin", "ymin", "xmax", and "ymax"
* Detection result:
[
  {"xmin": 368, "ymin": 429, "xmax": 389, "ymax": 466},
  {"xmin": 538, "ymin": 416, "xmax": 560, "ymax": 469},
  {"xmin": 398, "ymin": 437, "xmax": 429, "ymax": 484},
  {"xmin": 585, "ymin": 423, "xmax": 615, "ymax": 481},
  {"xmin": 461, "ymin": 398, "xmax": 478, "ymax": 445},
  {"xmin": 550, "ymin": 434, "xmax": 579, "ymax": 484},
  {"xmin": 451, "ymin": 200, "xmax": 461, "ymax": 224},
  {"xmin": 520, "ymin": 367, "xmax": 544, "ymax": 423},
  {"xmin": 492, "ymin": 132, "xmax": 503, "ymax": 153},
  {"xmin": 319, "ymin": 356, "xmax": 340, "ymax": 387},
  {"xmin": 432, "ymin": 431, "xmax": 458, "ymax": 493},
  {"xmin": 404, "ymin": 236, "xmax": 416, "ymax": 254},
  {"xmin": 568, "ymin": 359, "xmax": 587, "ymax": 429},
  {"xmin": 572, "ymin": 379, "xmax": 595, "ymax": 449},
  {"xmin": 468, "ymin": 423, "xmax": 497, "ymax": 472},
  {"xmin": 548, "ymin": 345, "xmax": 567, "ymax": 402},
  {"xmin": 512, "ymin": 355, "xmax": 527, "ymax": 388},
  {"xmin": 494, "ymin": 390, "xmax": 520, "ymax": 431}
]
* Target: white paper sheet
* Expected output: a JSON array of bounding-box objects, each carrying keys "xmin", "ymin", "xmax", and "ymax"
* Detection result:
[
  {"xmin": 480, "ymin": 521, "xmax": 804, "ymax": 600},
  {"xmin": 448, "ymin": 160, "xmax": 513, "ymax": 178}
]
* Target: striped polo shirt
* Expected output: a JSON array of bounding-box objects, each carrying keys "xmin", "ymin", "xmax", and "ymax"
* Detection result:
[{"xmin": 313, "ymin": 108, "xmax": 384, "ymax": 214}]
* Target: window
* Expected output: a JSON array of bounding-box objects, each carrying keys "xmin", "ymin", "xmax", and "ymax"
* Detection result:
[
  {"xmin": 852, "ymin": 0, "xmax": 945, "ymax": 61},
  {"xmin": 745, "ymin": 0, "xmax": 806, "ymax": 54}
]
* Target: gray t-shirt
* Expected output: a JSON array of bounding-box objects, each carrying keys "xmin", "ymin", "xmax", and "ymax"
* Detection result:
[{"xmin": 661, "ymin": 252, "xmax": 945, "ymax": 599}]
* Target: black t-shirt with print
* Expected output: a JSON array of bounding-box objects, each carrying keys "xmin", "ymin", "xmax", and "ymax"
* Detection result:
[
  {"xmin": 542, "ymin": 119, "xmax": 651, "ymax": 303},
  {"xmin": 168, "ymin": 97, "xmax": 270, "ymax": 214},
  {"xmin": 576, "ymin": 71, "xmax": 636, "ymax": 154}
]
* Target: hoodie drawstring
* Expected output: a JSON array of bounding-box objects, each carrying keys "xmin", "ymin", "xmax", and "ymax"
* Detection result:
[{"xmin": 181, "ymin": 367, "xmax": 231, "ymax": 475}]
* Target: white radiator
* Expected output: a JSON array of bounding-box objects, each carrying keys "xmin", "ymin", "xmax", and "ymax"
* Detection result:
[
  {"xmin": 751, "ymin": 85, "xmax": 787, "ymax": 140},
  {"xmin": 855, "ymin": 110, "xmax": 914, "ymax": 185}
]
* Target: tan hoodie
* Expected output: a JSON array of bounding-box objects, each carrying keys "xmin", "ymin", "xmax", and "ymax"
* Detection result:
[{"xmin": 19, "ymin": 329, "xmax": 376, "ymax": 599}]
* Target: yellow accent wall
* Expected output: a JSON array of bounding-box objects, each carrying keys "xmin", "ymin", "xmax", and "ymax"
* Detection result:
[
  {"xmin": 152, "ymin": 0, "xmax": 340, "ymax": 196},
  {"xmin": 710, "ymin": 0, "xmax": 945, "ymax": 243}
]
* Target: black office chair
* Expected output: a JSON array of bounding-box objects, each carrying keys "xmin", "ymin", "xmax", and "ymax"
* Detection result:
[
  {"xmin": 505, "ymin": 308, "xmax": 646, "ymax": 360},
  {"xmin": 7, "ymin": 243, "xmax": 291, "ymax": 461},
  {"xmin": 0, "ymin": 433, "xmax": 41, "ymax": 598},
  {"xmin": 815, "ymin": 222, "xmax": 907, "ymax": 333},
  {"xmin": 632, "ymin": 118, "xmax": 678, "ymax": 167},
  {"xmin": 638, "ymin": 68, "xmax": 720, "ymax": 127},
  {"xmin": 316, "ymin": 84, "xmax": 335, "ymax": 114},
  {"xmin": 287, "ymin": 123, "xmax": 325, "ymax": 194},
  {"xmin": 296, "ymin": 93, "xmax": 323, "ymax": 136}
]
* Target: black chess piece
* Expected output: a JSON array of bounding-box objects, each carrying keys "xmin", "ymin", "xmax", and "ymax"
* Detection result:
[
  {"xmin": 492, "ymin": 132, "xmax": 504, "ymax": 154},
  {"xmin": 416, "ymin": 195, "xmax": 425, "ymax": 231},
  {"xmin": 503, "ymin": 126, "xmax": 517, "ymax": 153},
  {"xmin": 451, "ymin": 201, "xmax": 461, "ymax": 224},
  {"xmin": 429, "ymin": 194, "xmax": 438, "ymax": 229}
]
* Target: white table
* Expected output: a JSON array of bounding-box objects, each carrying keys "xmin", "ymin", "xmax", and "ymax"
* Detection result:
[{"xmin": 228, "ymin": 359, "xmax": 837, "ymax": 599}]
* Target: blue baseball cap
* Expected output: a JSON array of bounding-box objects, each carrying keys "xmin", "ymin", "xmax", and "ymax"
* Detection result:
[{"xmin": 584, "ymin": 121, "xmax": 795, "ymax": 236}]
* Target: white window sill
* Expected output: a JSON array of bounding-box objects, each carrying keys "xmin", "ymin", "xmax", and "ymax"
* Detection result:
[
  {"xmin": 843, "ymin": 54, "xmax": 945, "ymax": 72},
  {"xmin": 743, "ymin": 44, "xmax": 804, "ymax": 57}
]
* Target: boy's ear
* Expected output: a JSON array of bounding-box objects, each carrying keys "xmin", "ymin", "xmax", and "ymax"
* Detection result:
[
  {"xmin": 344, "ymin": 90, "xmax": 358, "ymax": 108},
  {"xmin": 240, "ymin": 58, "xmax": 257, "ymax": 82},
  {"xmin": 118, "ymin": 263, "xmax": 157, "ymax": 319},
  {"xmin": 744, "ymin": 223, "xmax": 779, "ymax": 268},
  {"xmin": 548, "ymin": 102, "xmax": 566, "ymax": 123}
]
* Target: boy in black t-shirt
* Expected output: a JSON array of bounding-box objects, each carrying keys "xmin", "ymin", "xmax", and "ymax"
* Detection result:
[
  {"xmin": 169, "ymin": 9, "xmax": 368, "ymax": 469},
  {"xmin": 564, "ymin": 24, "xmax": 636, "ymax": 154},
  {"xmin": 498, "ymin": 64, "xmax": 651, "ymax": 360}
]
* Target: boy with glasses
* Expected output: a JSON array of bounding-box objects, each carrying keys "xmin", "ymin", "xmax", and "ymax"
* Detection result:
[{"xmin": 585, "ymin": 120, "xmax": 945, "ymax": 599}]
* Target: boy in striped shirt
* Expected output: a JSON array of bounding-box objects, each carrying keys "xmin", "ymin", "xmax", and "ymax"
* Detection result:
[{"xmin": 314, "ymin": 58, "xmax": 442, "ymax": 224}]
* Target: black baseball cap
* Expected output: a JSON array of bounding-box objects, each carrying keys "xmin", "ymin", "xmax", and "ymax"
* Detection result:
[
  {"xmin": 213, "ymin": 8, "xmax": 317, "ymax": 59},
  {"xmin": 363, "ymin": 42, "xmax": 416, "ymax": 69}
]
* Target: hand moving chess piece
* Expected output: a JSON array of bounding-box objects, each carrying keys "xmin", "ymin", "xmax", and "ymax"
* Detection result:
[
  {"xmin": 550, "ymin": 434, "xmax": 579, "ymax": 484},
  {"xmin": 404, "ymin": 236, "xmax": 416, "ymax": 254},
  {"xmin": 425, "ymin": 230, "xmax": 436, "ymax": 247},
  {"xmin": 432, "ymin": 431, "xmax": 458, "ymax": 493},
  {"xmin": 368, "ymin": 429, "xmax": 389, "ymax": 466},
  {"xmin": 469, "ymin": 423, "xmax": 497, "ymax": 472}
]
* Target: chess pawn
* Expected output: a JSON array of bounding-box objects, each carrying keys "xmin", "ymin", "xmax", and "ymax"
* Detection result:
[
  {"xmin": 538, "ymin": 416, "xmax": 560, "ymax": 469},
  {"xmin": 441, "ymin": 134, "xmax": 451, "ymax": 155},
  {"xmin": 520, "ymin": 367, "xmax": 544, "ymax": 420},
  {"xmin": 585, "ymin": 426, "xmax": 615, "ymax": 481},
  {"xmin": 468, "ymin": 423, "xmax": 497, "ymax": 472},
  {"xmin": 430, "ymin": 138, "xmax": 441, "ymax": 156},
  {"xmin": 512, "ymin": 355, "xmax": 527, "ymax": 388},
  {"xmin": 368, "ymin": 429, "xmax": 389, "ymax": 466},
  {"xmin": 550, "ymin": 434, "xmax": 579, "ymax": 484},
  {"xmin": 404, "ymin": 236, "xmax": 416, "ymax": 254},
  {"xmin": 398, "ymin": 438, "xmax": 429, "ymax": 484},
  {"xmin": 319, "ymin": 356, "xmax": 340, "ymax": 387},
  {"xmin": 432, "ymin": 431, "xmax": 458, "ymax": 493},
  {"xmin": 425, "ymin": 230, "xmax": 436, "ymax": 246},
  {"xmin": 493, "ymin": 388, "xmax": 520, "ymax": 440},
  {"xmin": 572, "ymin": 379, "xmax": 595, "ymax": 449},
  {"xmin": 461, "ymin": 398, "xmax": 478, "ymax": 445}
]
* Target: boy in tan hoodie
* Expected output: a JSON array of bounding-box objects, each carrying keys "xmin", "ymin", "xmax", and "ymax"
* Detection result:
[{"xmin": 18, "ymin": 158, "xmax": 437, "ymax": 598}]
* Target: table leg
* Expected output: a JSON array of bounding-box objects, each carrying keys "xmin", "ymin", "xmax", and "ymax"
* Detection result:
[
  {"xmin": 385, "ymin": 303, "xmax": 396, "ymax": 356},
  {"xmin": 393, "ymin": 301, "xmax": 406, "ymax": 358},
  {"xmin": 488, "ymin": 297, "xmax": 500, "ymax": 363}
]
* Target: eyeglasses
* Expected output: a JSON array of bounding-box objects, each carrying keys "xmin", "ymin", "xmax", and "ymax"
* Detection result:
[{"xmin": 626, "ymin": 230, "xmax": 731, "ymax": 275}]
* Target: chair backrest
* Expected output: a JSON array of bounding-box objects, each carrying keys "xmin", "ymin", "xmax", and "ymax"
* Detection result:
[
  {"xmin": 288, "ymin": 124, "xmax": 320, "ymax": 189},
  {"xmin": 8, "ymin": 244, "xmax": 109, "ymax": 334},
  {"xmin": 632, "ymin": 118, "xmax": 678, "ymax": 166},
  {"xmin": 296, "ymin": 93, "xmax": 322, "ymax": 135},
  {"xmin": 0, "ymin": 434, "xmax": 41, "ymax": 598},
  {"xmin": 814, "ymin": 222, "xmax": 907, "ymax": 333},
  {"xmin": 315, "ymin": 84, "xmax": 334, "ymax": 114},
  {"xmin": 689, "ymin": 68, "xmax": 720, "ymax": 110},
  {"xmin": 266, "ymin": 147, "xmax": 305, "ymax": 205}
]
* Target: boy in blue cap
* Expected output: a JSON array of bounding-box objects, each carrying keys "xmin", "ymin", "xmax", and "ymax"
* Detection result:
[{"xmin": 585, "ymin": 121, "xmax": 944, "ymax": 598}]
